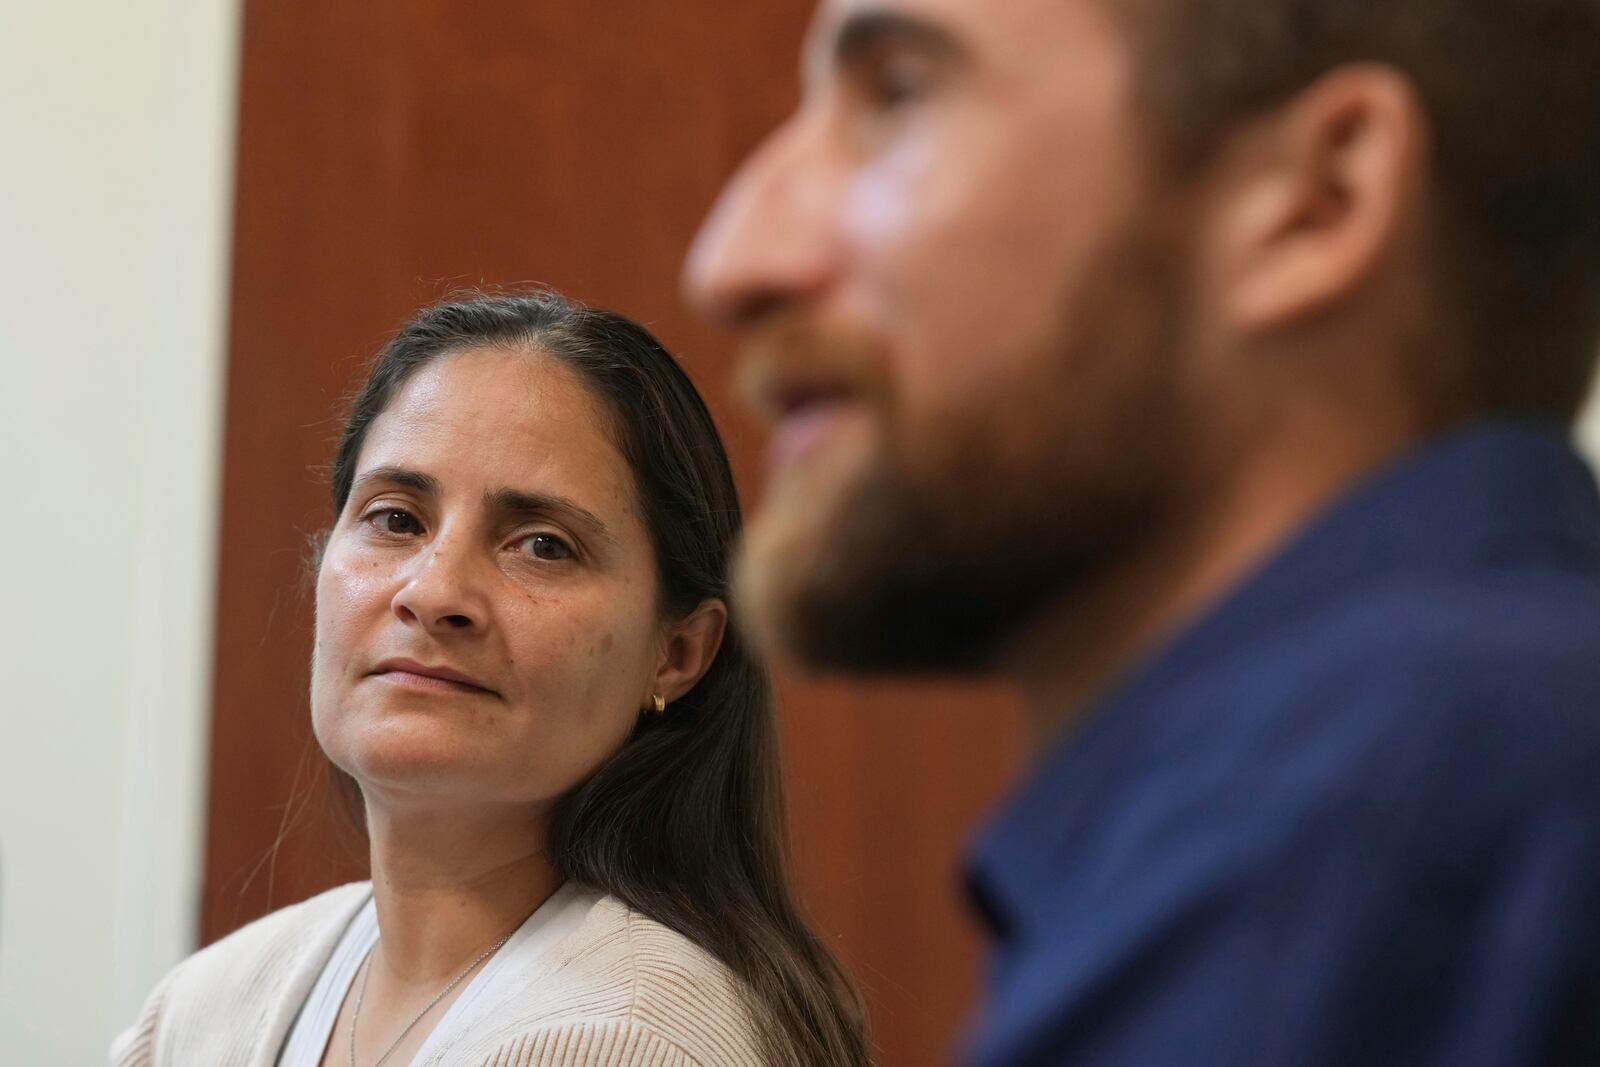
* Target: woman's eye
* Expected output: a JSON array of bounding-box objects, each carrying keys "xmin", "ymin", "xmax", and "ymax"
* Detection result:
[
  {"xmin": 368, "ymin": 508, "xmax": 423, "ymax": 536},
  {"xmin": 520, "ymin": 533, "xmax": 574, "ymax": 561}
]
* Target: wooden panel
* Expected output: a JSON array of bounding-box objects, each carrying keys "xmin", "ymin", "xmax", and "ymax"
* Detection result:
[{"xmin": 205, "ymin": 4, "xmax": 1022, "ymax": 1064}]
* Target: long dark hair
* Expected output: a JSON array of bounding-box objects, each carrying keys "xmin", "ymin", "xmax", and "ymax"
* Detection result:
[{"xmin": 325, "ymin": 291, "xmax": 870, "ymax": 1067}]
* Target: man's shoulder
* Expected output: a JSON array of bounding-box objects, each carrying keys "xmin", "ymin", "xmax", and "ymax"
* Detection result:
[
  {"xmin": 1113, "ymin": 560, "xmax": 1600, "ymax": 872},
  {"xmin": 1317, "ymin": 558, "xmax": 1600, "ymax": 660},
  {"xmin": 971, "ymin": 565, "xmax": 1600, "ymax": 1066},
  {"xmin": 1283, "ymin": 568, "xmax": 1600, "ymax": 750},
  {"xmin": 1200, "ymin": 566, "xmax": 1600, "ymax": 857}
]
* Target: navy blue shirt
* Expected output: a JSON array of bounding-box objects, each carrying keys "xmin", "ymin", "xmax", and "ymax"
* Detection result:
[{"xmin": 963, "ymin": 422, "xmax": 1600, "ymax": 1067}]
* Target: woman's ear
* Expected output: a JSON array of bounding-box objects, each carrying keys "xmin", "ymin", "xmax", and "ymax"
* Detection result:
[{"xmin": 649, "ymin": 597, "xmax": 729, "ymax": 707}]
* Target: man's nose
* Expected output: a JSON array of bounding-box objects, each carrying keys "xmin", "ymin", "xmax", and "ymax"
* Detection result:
[{"xmin": 683, "ymin": 114, "xmax": 841, "ymax": 328}]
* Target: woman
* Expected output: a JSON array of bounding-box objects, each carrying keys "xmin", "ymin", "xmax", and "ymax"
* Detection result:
[{"xmin": 115, "ymin": 292, "xmax": 870, "ymax": 1067}]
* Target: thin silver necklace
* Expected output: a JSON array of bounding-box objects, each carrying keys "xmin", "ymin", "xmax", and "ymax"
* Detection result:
[{"xmin": 347, "ymin": 928, "xmax": 515, "ymax": 1067}]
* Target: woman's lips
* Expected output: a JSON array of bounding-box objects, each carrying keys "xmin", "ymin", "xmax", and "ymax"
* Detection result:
[
  {"xmin": 375, "ymin": 670, "xmax": 494, "ymax": 695},
  {"xmin": 371, "ymin": 659, "xmax": 497, "ymax": 696}
]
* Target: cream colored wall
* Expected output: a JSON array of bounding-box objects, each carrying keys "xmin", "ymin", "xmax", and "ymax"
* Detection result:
[
  {"xmin": 0, "ymin": 1, "xmax": 239, "ymax": 1061},
  {"xmin": 1579, "ymin": 390, "xmax": 1600, "ymax": 464}
]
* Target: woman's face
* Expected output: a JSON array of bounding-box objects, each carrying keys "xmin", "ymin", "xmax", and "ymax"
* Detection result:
[{"xmin": 312, "ymin": 346, "xmax": 670, "ymax": 814}]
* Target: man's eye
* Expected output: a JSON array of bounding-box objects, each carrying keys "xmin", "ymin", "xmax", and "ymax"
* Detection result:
[
  {"xmin": 872, "ymin": 69, "xmax": 923, "ymax": 108},
  {"xmin": 862, "ymin": 52, "xmax": 935, "ymax": 110},
  {"xmin": 520, "ymin": 533, "xmax": 574, "ymax": 561}
]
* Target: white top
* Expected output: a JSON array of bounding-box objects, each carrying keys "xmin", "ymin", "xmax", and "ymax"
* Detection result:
[
  {"xmin": 277, "ymin": 880, "xmax": 602, "ymax": 1067},
  {"xmin": 115, "ymin": 881, "xmax": 764, "ymax": 1066}
]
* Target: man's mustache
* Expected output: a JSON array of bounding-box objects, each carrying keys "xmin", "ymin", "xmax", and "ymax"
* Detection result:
[{"xmin": 735, "ymin": 316, "xmax": 894, "ymax": 420}]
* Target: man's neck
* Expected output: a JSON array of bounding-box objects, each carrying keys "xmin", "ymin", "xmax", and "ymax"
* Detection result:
[{"xmin": 1005, "ymin": 407, "xmax": 1429, "ymax": 755}]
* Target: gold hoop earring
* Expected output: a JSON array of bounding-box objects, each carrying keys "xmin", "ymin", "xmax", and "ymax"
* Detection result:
[{"xmin": 652, "ymin": 693, "xmax": 667, "ymax": 714}]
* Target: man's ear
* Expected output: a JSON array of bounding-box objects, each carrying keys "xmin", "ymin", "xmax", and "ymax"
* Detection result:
[
  {"xmin": 647, "ymin": 597, "xmax": 729, "ymax": 708},
  {"xmin": 1200, "ymin": 64, "xmax": 1429, "ymax": 335}
]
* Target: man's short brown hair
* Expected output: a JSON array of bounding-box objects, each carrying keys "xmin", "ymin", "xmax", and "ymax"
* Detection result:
[{"xmin": 1116, "ymin": 0, "xmax": 1600, "ymax": 420}]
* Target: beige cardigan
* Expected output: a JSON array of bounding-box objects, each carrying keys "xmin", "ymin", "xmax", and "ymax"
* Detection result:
[{"xmin": 111, "ymin": 883, "xmax": 765, "ymax": 1067}]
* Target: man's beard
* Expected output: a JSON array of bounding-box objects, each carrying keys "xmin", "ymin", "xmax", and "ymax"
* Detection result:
[{"xmin": 735, "ymin": 224, "xmax": 1192, "ymax": 676}]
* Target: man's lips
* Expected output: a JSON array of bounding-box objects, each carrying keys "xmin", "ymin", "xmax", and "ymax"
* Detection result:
[
  {"xmin": 765, "ymin": 388, "xmax": 862, "ymax": 471},
  {"xmin": 370, "ymin": 658, "xmax": 499, "ymax": 696}
]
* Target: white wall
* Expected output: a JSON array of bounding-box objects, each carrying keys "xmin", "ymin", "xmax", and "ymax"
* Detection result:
[{"xmin": 0, "ymin": 0, "xmax": 239, "ymax": 1061}]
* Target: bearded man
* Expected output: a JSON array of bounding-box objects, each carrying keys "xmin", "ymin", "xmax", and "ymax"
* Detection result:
[{"xmin": 686, "ymin": 1, "xmax": 1600, "ymax": 1063}]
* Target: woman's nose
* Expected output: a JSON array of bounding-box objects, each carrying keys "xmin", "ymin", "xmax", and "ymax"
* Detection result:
[{"xmin": 389, "ymin": 540, "xmax": 490, "ymax": 634}]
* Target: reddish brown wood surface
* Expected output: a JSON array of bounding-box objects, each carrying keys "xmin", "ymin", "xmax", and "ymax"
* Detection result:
[{"xmin": 204, "ymin": 5, "xmax": 1022, "ymax": 1064}]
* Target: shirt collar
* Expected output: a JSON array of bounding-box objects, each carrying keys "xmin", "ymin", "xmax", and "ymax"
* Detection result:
[{"xmin": 965, "ymin": 419, "xmax": 1600, "ymax": 942}]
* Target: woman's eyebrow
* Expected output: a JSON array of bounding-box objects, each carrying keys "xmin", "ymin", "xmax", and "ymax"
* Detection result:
[
  {"xmin": 353, "ymin": 466, "xmax": 441, "ymax": 496},
  {"xmin": 486, "ymin": 487, "xmax": 618, "ymax": 548}
]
